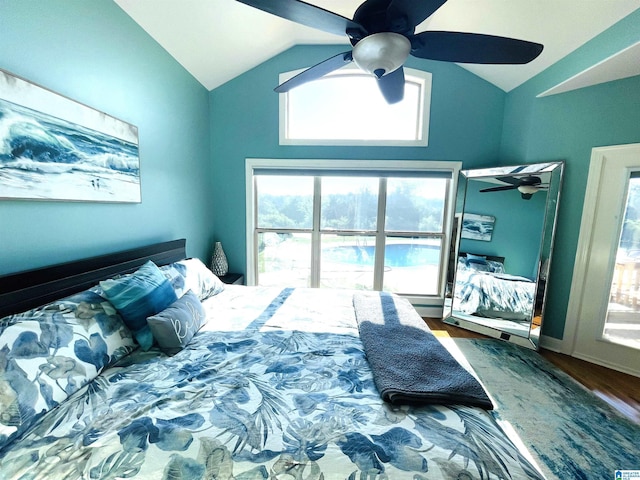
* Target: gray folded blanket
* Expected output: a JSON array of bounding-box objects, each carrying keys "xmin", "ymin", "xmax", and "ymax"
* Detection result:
[{"xmin": 353, "ymin": 292, "xmax": 493, "ymax": 409}]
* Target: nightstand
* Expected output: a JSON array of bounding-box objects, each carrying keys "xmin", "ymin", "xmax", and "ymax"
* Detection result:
[{"xmin": 218, "ymin": 273, "xmax": 244, "ymax": 285}]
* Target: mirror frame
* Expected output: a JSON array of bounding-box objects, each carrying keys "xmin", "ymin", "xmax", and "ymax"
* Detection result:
[{"xmin": 443, "ymin": 161, "xmax": 564, "ymax": 349}]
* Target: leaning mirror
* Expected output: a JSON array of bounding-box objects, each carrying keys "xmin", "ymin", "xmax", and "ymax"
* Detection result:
[{"xmin": 443, "ymin": 161, "xmax": 564, "ymax": 349}]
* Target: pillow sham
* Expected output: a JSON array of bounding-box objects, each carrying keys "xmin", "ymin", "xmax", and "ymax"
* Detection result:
[
  {"xmin": 465, "ymin": 253, "xmax": 488, "ymax": 265},
  {"xmin": 146, "ymin": 290, "xmax": 206, "ymax": 355},
  {"xmin": 100, "ymin": 260, "xmax": 177, "ymax": 350},
  {"xmin": 161, "ymin": 258, "xmax": 224, "ymax": 301},
  {"xmin": 486, "ymin": 259, "xmax": 505, "ymax": 274},
  {"xmin": 0, "ymin": 289, "xmax": 136, "ymax": 450},
  {"xmin": 466, "ymin": 262, "xmax": 492, "ymax": 273},
  {"xmin": 160, "ymin": 263, "xmax": 188, "ymax": 296},
  {"xmin": 459, "ymin": 256, "xmax": 505, "ymax": 274}
]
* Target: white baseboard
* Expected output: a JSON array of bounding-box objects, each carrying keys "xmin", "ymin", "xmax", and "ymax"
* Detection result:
[
  {"xmin": 415, "ymin": 306, "xmax": 443, "ymax": 318},
  {"xmin": 571, "ymin": 352, "xmax": 640, "ymax": 378},
  {"xmin": 539, "ymin": 334, "xmax": 565, "ymax": 353},
  {"xmin": 539, "ymin": 335, "xmax": 640, "ymax": 377}
]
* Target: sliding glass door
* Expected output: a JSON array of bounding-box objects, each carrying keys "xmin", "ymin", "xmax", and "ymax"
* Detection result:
[{"xmin": 604, "ymin": 173, "xmax": 640, "ymax": 349}]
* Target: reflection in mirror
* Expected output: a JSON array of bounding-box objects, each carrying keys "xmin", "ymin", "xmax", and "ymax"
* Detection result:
[{"xmin": 443, "ymin": 162, "xmax": 564, "ymax": 349}]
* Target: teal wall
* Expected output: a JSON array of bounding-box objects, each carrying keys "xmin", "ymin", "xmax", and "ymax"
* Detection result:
[
  {"xmin": 0, "ymin": 0, "xmax": 213, "ymax": 275},
  {"xmin": 499, "ymin": 9, "xmax": 640, "ymax": 339},
  {"xmin": 210, "ymin": 44, "xmax": 507, "ymax": 273},
  {"xmin": 3, "ymin": 1, "xmax": 639, "ymax": 345},
  {"xmin": 460, "ymin": 179, "xmax": 546, "ymax": 279}
]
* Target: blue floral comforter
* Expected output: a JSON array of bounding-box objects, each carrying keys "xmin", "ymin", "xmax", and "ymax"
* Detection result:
[
  {"xmin": 0, "ymin": 287, "xmax": 542, "ymax": 479},
  {"xmin": 454, "ymin": 267, "xmax": 536, "ymax": 321}
]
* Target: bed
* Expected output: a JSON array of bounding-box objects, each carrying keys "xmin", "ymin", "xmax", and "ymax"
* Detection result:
[
  {"xmin": 0, "ymin": 239, "xmax": 543, "ymax": 479},
  {"xmin": 453, "ymin": 253, "xmax": 536, "ymax": 322}
]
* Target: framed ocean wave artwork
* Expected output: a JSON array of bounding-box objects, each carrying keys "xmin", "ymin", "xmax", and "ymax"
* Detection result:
[
  {"xmin": 0, "ymin": 69, "xmax": 140, "ymax": 203},
  {"xmin": 461, "ymin": 213, "xmax": 495, "ymax": 241}
]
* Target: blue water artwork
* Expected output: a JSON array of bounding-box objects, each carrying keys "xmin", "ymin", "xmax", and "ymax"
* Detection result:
[
  {"xmin": 461, "ymin": 213, "xmax": 495, "ymax": 241},
  {"xmin": 0, "ymin": 71, "xmax": 140, "ymax": 203}
]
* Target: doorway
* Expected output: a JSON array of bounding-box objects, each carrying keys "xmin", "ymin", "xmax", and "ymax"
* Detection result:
[{"xmin": 566, "ymin": 143, "xmax": 640, "ymax": 377}]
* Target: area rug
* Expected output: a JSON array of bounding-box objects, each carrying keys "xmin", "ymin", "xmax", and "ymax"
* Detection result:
[{"xmin": 450, "ymin": 339, "xmax": 639, "ymax": 480}]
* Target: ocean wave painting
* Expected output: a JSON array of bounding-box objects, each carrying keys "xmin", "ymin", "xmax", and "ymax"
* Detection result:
[
  {"xmin": 461, "ymin": 213, "xmax": 495, "ymax": 241},
  {"xmin": 0, "ymin": 70, "xmax": 140, "ymax": 203}
]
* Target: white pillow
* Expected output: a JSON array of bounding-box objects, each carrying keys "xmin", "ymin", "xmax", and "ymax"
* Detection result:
[{"xmin": 161, "ymin": 258, "xmax": 225, "ymax": 301}]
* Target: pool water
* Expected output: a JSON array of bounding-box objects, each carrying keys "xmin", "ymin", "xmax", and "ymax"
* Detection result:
[{"xmin": 323, "ymin": 244, "xmax": 440, "ymax": 267}]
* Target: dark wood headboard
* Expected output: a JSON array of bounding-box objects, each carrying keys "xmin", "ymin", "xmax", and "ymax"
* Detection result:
[{"xmin": 0, "ymin": 239, "xmax": 187, "ymax": 318}]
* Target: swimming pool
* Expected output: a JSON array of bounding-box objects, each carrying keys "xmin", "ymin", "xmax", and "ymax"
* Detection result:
[{"xmin": 322, "ymin": 243, "xmax": 440, "ymax": 267}]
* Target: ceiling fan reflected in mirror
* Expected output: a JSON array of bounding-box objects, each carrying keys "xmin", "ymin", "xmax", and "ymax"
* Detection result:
[
  {"xmin": 479, "ymin": 175, "xmax": 549, "ymax": 200},
  {"xmin": 236, "ymin": 0, "xmax": 544, "ymax": 103}
]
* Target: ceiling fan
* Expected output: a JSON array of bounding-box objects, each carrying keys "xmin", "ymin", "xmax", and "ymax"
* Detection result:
[
  {"xmin": 479, "ymin": 175, "xmax": 549, "ymax": 200},
  {"xmin": 236, "ymin": 0, "xmax": 543, "ymax": 104}
]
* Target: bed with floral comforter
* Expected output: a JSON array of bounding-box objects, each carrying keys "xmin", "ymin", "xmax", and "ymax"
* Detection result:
[
  {"xmin": 453, "ymin": 257, "xmax": 536, "ymax": 321},
  {"xmin": 0, "ymin": 256, "xmax": 543, "ymax": 479}
]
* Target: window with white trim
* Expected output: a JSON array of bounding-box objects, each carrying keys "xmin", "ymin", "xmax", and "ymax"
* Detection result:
[
  {"xmin": 279, "ymin": 67, "xmax": 431, "ymax": 146},
  {"xmin": 246, "ymin": 159, "xmax": 460, "ymax": 305}
]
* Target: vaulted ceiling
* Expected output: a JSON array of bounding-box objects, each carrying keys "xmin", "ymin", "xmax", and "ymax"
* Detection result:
[{"xmin": 115, "ymin": 0, "xmax": 640, "ymax": 92}]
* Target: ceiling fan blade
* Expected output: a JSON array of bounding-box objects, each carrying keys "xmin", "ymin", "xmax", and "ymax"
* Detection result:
[
  {"xmin": 353, "ymin": 0, "xmax": 392, "ymax": 35},
  {"xmin": 274, "ymin": 51, "xmax": 353, "ymax": 93},
  {"xmin": 237, "ymin": 0, "xmax": 367, "ymax": 38},
  {"xmin": 410, "ymin": 31, "xmax": 543, "ymax": 64},
  {"xmin": 495, "ymin": 175, "xmax": 524, "ymax": 186},
  {"xmin": 479, "ymin": 185, "xmax": 518, "ymax": 193},
  {"xmin": 377, "ymin": 67, "xmax": 405, "ymax": 104},
  {"xmin": 495, "ymin": 175, "xmax": 543, "ymax": 186},
  {"xmin": 386, "ymin": 0, "xmax": 447, "ymax": 34}
]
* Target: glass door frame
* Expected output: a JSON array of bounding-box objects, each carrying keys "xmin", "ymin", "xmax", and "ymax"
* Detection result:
[
  {"xmin": 565, "ymin": 143, "xmax": 640, "ymax": 377},
  {"xmin": 605, "ymin": 173, "xmax": 640, "ymax": 350}
]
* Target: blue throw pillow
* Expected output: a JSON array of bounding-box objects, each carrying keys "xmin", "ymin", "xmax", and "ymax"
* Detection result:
[
  {"xmin": 100, "ymin": 261, "xmax": 177, "ymax": 350},
  {"xmin": 466, "ymin": 253, "xmax": 488, "ymax": 265},
  {"xmin": 146, "ymin": 290, "xmax": 206, "ymax": 355}
]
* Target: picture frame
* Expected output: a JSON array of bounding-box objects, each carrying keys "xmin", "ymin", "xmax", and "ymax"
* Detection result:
[
  {"xmin": 0, "ymin": 69, "xmax": 140, "ymax": 203},
  {"xmin": 461, "ymin": 213, "xmax": 495, "ymax": 241}
]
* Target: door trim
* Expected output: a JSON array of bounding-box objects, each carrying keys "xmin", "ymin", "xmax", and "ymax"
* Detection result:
[{"xmin": 564, "ymin": 143, "xmax": 640, "ymax": 377}]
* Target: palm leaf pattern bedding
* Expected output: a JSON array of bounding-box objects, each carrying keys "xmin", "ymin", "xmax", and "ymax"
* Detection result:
[
  {"xmin": 0, "ymin": 287, "xmax": 542, "ymax": 479},
  {"xmin": 454, "ymin": 267, "xmax": 536, "ymax": 320}
]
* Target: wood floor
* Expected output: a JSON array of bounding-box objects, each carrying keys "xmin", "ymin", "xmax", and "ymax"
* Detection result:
[{"xmin": 424, "ymin": 317, "xmax": 640, "ymax": 425}]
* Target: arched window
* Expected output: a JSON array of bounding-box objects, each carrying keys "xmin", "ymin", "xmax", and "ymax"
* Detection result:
[{"xmin": 279, "ymin": 67, "xmax": 431, "ymax": 146}]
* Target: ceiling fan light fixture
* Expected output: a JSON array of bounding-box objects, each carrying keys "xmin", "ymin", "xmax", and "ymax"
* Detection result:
[
  {"xmin": 240, "ymin": 0, "xmax": 544, "ymax": 103},
  {"xmin": 352, "ymin": 32, "xmax": 411, "ymax": 78},
  {"xmin": 517, "ymin": 185, "xmax": 539, "ymax": 195}
]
